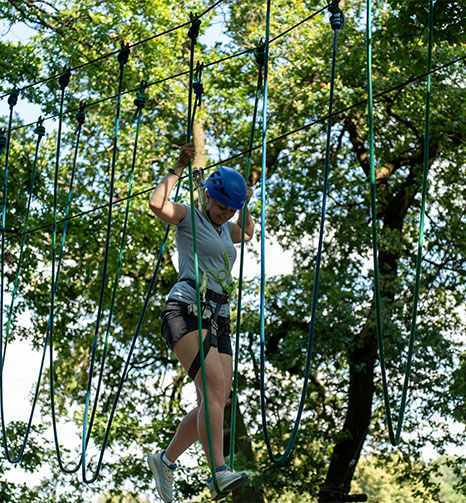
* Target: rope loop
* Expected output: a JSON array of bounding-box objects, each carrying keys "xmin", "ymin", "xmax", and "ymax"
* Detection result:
[
  {"xmin": 58, "ymin": 66, "xmax": 71, "ymax": 90},
  {"xmin": 254, "ymin": 40, "xmax": 266, "ymax": 68},
  {"xmin": 329, "ymin": 1, "xmax": 345, "ymax": 31},
  {"xmin": 188, "ymin": 12, "xmax": 202, "ymax": 45},
  {"xmin": 117, "ymin": 42, "xmax": 131, "ymax": 68},
  {"xmin": 0, "ymin": 130, "xmax": 6, "ymax": 155},
  {"xmin": 34, "ymin": 116, "xmax": 46, "ymax": 137},
  {"xmin": 8, "ymin": 90, "xmax": 19, "ymax": 109}
]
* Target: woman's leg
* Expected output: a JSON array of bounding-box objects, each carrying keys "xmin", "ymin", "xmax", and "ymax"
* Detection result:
[{"xmin": 165, "ymin": 329, "xmax": 232, "ymax": 468}]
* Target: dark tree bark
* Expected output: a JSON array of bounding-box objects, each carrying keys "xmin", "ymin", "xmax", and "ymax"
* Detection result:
[{"xmin": 318, "ymin": 111, "xmax": 443, "ymax": 502}]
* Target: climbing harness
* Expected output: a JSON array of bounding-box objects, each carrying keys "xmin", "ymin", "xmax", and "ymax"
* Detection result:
[
  {"xmin": 184, "ymin": 278, "xmax": 230, "ymax": 380},
  {"xmin": 366, "ymin": 0, "xmax": 434, "ymax": 446}
]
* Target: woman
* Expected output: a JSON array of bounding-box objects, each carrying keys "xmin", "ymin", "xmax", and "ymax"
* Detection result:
[{"xmin": 147, "ymin": 143, "xmax": 254, "ymax": 502}]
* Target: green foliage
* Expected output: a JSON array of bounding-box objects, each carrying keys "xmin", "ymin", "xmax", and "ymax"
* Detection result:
[{"xmin": 0, "ymin": 0, "xmax": 466, "ymax": 502}]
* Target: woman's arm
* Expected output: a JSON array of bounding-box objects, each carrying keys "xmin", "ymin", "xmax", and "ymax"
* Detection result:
[
  {"xmin": 149, "ymin": 143, "xmax": 194, "ymax": 225},
  {"xmin": 230, "ymin": 182, "xmax": 254, "ymax": 243}
]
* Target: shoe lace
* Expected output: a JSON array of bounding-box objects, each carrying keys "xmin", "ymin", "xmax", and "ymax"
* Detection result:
[{"xmin": 163, "ymin": 464, "xmax": 174, "ymax": 484}]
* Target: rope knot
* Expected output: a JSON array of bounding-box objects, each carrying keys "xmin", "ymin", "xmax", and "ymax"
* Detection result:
[
  {"xmin": 59, "ymin": 66, "xmax": 71, "ymax": 90},
  {"xmin": 188, "ymin": 13, "xmax": 202, "ymax": 44},
  {"xmin": 329, "ymin": 2, "xmax": 345, "ymax": 30},
  {"xmin": 118, "ymin": 42, "xmax": 130, "ymax": 67},
  {"xmin": 0, "ymin": 130, "xmax": 6, "ymax": 155},
  {"xmin": 76, "ymin": 102, "xmax": 86, "ymax": 126},
  {"xmin": 34, "ymin": 116, "xmax": 46, "ymax": 137},
  {"xmin": 254, "ymin": 40, "xmax": 266, "ymax": 68},
  {"xmin": 8, "ymin": 90, "xmax": 19, "ymax": 109},
  {"xmin": 192, "ymin": 62, "xmax": 204, "ymax": 104},
  {"xmin": 193, "ymin": 82, "xmax": 204, "ymax": 96},
  {"xmin": 134, "ymin": 82, "xmax": 147, "ymax": 108}
]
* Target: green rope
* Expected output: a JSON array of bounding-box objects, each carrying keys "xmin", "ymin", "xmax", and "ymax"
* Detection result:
[
  {"xmin": 259, "ymin": 0, "xmax": 344, "ymax": 464},
  {"xmin": 185, "ymin": 13, "xmax": 227, "ymax": 497},
  {"xmin": 229, "ymin": 41, "xmax": 264, "ymax": 472},
  {"xmin": 0, "ymin": 97, "xmax": 50, "ymax": 465},
  {"xmin": 366, "ymin": 0, "xmax": 434, "ymax": 446},
  {"xmin": 2, "ymin": 118, "xmax": 45, "ymax": 365},
  {"xmin": 81, "ymin": 44, "xmax": 131, "ymax": 483}
]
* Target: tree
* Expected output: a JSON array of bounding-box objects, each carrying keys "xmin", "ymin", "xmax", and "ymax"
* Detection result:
[{"xmin": 1, "ymin": 0, "xmax": 466, "ymax": 502}]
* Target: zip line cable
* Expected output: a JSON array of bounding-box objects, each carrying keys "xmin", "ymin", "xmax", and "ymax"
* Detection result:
[
  {"xmin": 80, "ymin": 44, "xmax": 130, "ymax": 482},
  {"xmin": 4, "ymin": 51, "xmax": 464, "ymax": 247},
  {"xmin": 366, "ymin": 0, "xmax": 434, "ymax": 446},
  {"xmin": 259, "ymin": 0, "xmax": 344, "ymax": 464},
  {"xmin": 2, "ymin": 117, "xmax": 44, "ymax": 365}
]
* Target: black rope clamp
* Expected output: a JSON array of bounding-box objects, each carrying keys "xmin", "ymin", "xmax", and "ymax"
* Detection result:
[
  {"xmin": 59, "ymin": 66, "xmax": 71, "ymax": 91},
  {"xmin": 134, "ymin": 81, "xmax": 147, "ymax": 109},
  {"xmin": 188, "ymin": 12, "xmax": 202, "ymax": 44},
  {"xmin": 118, "ymin": 42, "xmax": 131, "ymax": 68},
  {"xmin": 8, "ymin": 89, "xmax": 19, "ymax": 109},
  {"xmin": 254, "ymin": 39, "xmax": 266, "ymax": 68},
  {"xmin": 34, "ymin": 116, "xmax": 46, "ymax": 137},
  {"xmin": 0, "ymin": 130, "xmax": 7, "ymax": 155},
  {"xmin": 329, "ymin": 1, "xmax": 345, "ymax": 30}
]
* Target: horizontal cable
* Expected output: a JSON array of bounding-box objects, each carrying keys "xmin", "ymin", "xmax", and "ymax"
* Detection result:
[
  {"xmin": 5, "ymin": 53, "xmax": 465, "ymax": 243},
  {"xmin": 0, "ymin": 0, "xmax": 224, "ymax": 100},
  {"xmin": 5, "ymin": 1, "xmax": 331, "ymax": 132}
]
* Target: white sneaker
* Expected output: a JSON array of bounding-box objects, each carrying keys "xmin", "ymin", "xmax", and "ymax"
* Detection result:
[
  {"xmin": 208, "ymin": 467, "xmax": 248, "ymax": 500},
  {"xmin": 147, "ymin": 451, "xmax": 176, "ymax": 503}
]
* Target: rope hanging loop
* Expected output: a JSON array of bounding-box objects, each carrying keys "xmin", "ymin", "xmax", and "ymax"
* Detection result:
[
  {"xmin": 117, "ymin": 42, "xmax": 131, "ymax": 69},
  {"xmin": 329, "ymin": 0, "xmax": 345, "ymax": 30},
  {"xmin": 34, "ymin": 116, "xmax": 46, "ymax": 137},
  {"xmin": 8, "ymin": 89, "xmax": 19, "ymax": 109},
  {"xmin": 254, "ymin": 39, "xmax": 266, "ymax": 68},
  {"xmin": 58, "ymin": 66, "xmax": 71, "ymax": 90}
]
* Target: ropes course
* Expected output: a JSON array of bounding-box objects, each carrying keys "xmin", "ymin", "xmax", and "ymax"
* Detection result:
[{"xmin": 0, "ymin": 0, "xmax": 462, "ymax": 495}]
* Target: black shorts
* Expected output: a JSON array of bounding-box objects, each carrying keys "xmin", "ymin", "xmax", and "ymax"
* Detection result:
[{"xmin": 160, "ymin": 300, "xmax": 233, "ymax": 356}]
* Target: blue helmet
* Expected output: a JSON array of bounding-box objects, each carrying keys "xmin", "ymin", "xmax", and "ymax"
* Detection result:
[{"xmin": 205, "ymin": 167, "xmax": 247, "ymax": 210}]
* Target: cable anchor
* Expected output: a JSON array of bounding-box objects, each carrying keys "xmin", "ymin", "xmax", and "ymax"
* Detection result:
[
  {"xmin": 8, "ymin": 89, "xmax": 19, "ymax": 110},
  {"xmin": 188, "ymin": 12, "xmax": 202, "ymax": 45},
  {"xmin": 58, "ymin": 65, "xmax": 71, "ymax": 90},
  {"xmin": 118, "ymin": 42, "xmax": 131, "ymax": 69},
  {"xmin": 34, "ymin": 116, "xmax": 46, "ymax": 137},
  {"xmin": 192, "ymin": 62, "xmax": 204, "ymax": 104}
]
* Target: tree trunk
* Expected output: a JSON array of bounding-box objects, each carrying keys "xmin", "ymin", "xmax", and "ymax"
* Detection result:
[
  {"xmin": 318, "ymin": 324, "xmax": 377, "ymax": 502},
  {"xmin": 224, "ymin": 399, "xmax": 265, "ymax": 503}
]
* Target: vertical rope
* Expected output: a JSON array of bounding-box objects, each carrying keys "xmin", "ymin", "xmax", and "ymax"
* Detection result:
[
  {"xmin": 0, "ymin": 111, "xmax": 50, "ymax": 464},
  {"xmin": 367, "ymin": 0, "xmax": 434, "ymax": 445},
  {"xmin": 229, "ymin": 42, "xmax": 264, "ymax": 472},
  {"xmin": 81, "ymin": 44, "xmax": 130, "ymax": 482},
  {"xmin": 259, "ymin": 1, "xmax": 344, "ymax": 463}
]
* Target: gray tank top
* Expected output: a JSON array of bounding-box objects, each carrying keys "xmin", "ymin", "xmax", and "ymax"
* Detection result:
[{"xmin": 167, "ymin": 205, "xmax": 236, "ymax": 317}]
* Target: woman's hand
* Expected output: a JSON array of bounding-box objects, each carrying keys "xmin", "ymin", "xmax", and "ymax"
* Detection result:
[{"xmin": 175, "ymin": 143, "xmax": 195, "ymax": 168}]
